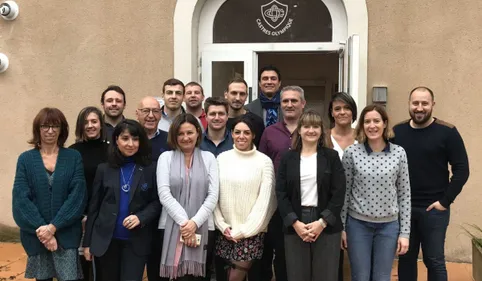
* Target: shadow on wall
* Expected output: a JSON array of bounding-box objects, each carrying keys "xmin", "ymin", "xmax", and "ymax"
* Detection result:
[{"xmin": 0, "ymin": 224, "xmax": 20, "ymax": 242}]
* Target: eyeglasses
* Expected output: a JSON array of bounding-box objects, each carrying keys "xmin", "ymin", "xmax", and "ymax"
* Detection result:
[
  {"xmin": 40, "ymin": 124, "xmax": 61, "ymax": 132},
  {"xmin": 138, "ymin": 108, "xmax": 162, "ymax": 116}
]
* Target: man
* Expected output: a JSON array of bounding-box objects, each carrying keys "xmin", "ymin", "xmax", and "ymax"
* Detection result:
[
  {"xmin": 246, "ymin": 65, "xmax": 283, "ymax": 127},
  {"xmin": 251, "ymin": 85, "xmax": 306, "ymax": 281},
  {"xmin": 199, "ymin": 97, "xmax": 233, "ymax": 281},
  {"xmin": 185, "ymin": 81, "xmax": 208, "ymax": 130},
  {"xmin": 393, "ymin": 86, "xmax": 469, "ymax": 281},
  {"xmin": 158, "ymin": 78, "xmax": 203, "ymax": 132},
  {"xmin": 200, "ymin": 96, "xmax": 233, "ymax": 157},
  {"xmin": 135, "ymin": 96, "xmax": 168, "ymax": 162},
  {"xmin": 100, "ymin": 85, "xmax": 126, "ymax": 142},
  {"xmin": 158, "ymin": 78, "xmax": 185, "ymax": 132},
  {"xmin": 224, "ymin": 77, "xmax": 265, "ymax": 148},
  {"xmin": 135, "ymin": 96, "xmax": 168, "ymax": 281}
]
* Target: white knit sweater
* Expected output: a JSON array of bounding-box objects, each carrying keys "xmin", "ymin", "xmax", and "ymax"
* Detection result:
[{"xmin": 214, "ymin": 145, "xmax": 276, "ymax": 240}]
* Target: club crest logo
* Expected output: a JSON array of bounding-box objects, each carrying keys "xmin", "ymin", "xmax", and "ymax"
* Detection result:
[
  {"xmin": 256, "ymin": 0, "xmax": 293, "ymax": 37},
  {"xmin": 261, "ymin": 0, "xmax": 288, "ymax": 29}
]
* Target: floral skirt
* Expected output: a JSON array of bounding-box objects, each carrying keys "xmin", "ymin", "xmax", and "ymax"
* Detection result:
[
  {"xmin": 25, "ymin": 248, "xmax": 83, "ymax": 281},
  {"xmin": 215, "ymin": 233, "xmax": 265, "ymax": 261}
]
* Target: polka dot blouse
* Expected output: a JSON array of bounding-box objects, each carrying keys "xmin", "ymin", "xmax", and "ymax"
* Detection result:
[{"xmin": 341, "ymin": 142, "xmax": 411, "ymax": 238}]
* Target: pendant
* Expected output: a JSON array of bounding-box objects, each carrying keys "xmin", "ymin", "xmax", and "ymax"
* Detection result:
[{"xmin": 121, "ymin": 184, "xmax": 130, "ymax": 193}]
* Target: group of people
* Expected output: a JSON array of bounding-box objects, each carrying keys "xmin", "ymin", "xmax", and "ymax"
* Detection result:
[{"xmin": 12, "ymin": 65, "xmax": 470, "ymax": 281}]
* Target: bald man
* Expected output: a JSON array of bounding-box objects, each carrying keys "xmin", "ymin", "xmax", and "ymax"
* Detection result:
[
  {"xmin": 136, "ymin": 97, "xmax": 168, "ymax": 281},
  {"xmin": 136, "ymin": 96, "xmax": 169, "ymax": 162}
]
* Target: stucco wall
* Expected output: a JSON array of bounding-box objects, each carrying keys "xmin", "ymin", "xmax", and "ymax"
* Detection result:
[
  {"xmin": 1, "ymin": 0, "xmax": 481, "ymax": 263},
  {"xmin": 366, "ymin": 0, "xmax": 482, "ymax": 262},
  {"xmin": 0, "ymin": 0, "xmax": 176, "ymax": 225}
]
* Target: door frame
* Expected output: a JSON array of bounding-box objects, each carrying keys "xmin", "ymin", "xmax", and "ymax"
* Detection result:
[{"xmin": 173, "ymin": 0, "xmax": 368, "ymax": 111}]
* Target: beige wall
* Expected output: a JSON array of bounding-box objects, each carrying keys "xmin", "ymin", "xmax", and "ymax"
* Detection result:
[
  {"xmin": 366, "ymin": 0, "xmax": 482, "ymax": 262},
  {"xmin": 1, "ymin": 0, "xmax": 481, "ymax": 263},
  {"xmin": 0, "ymin": 0, "xmax": 175, "ymax": 225}
]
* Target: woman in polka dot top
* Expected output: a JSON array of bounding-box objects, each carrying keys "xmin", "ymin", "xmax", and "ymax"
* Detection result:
[{"xmin": 341, "ymin": 104, "xmax": 411, "ymax": 281}]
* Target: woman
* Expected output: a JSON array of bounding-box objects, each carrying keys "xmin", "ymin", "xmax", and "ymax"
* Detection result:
[
  {"xmin": 325, "ymin": 92, "xmax": 358, "ymax": 281},
  {"xmin": 157, "ymin": 113, "xmax": 219, "ymax": 280},
  {"xmin": 341, "ymin": 104, "xmax": 411, "ymax": 281},
  {"xmin": 83, "ymin": 119, "xmax": 161, "ymax": 281},
  {"xmin": 12, "ymin": 107, "xmax": 87, "ymax": 281},
  {"xmin": 276, "ymin": 110, "xmax": 346, "ymax": 281},
  {"xmin": 69, "ymin": 106, "xmax": 109, "ymax": 281},
  {"xmin": 214, "ymin": 116, "xmax": 276, "ymax": 281}
]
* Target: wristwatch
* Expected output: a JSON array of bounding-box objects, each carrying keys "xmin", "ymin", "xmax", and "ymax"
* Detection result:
[{"xmin": 318, "ymin": 218, "xmax": 327, "ymax": 228}]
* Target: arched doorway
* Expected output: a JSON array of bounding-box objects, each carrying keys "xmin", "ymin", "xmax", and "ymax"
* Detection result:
[{"xmin": 174, "ymin": 0, "xmax": 368, "ymax": 113}]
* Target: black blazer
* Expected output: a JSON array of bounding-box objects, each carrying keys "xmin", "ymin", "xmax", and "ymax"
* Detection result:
[
  {"xmin": 83, "ymin": 162, "xmax": 161, "ymax": 256},
  {"xmin": 245, "ymin": 98, "xmax": 284, "ymax": 123},
  {"xmin": 276, "ymin": 147, "xmax": 346, "ymax": 234}
]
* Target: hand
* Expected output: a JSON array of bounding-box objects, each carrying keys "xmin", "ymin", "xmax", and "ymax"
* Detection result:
[
  {"xmin": 341, "ymin": 231, "xmax": 348, "ymax": 250},
  {"xmin": 223, "ymin": 228, "xmax": 237, "ymax": 243},
  {"xmin": 84, "ymin": 247, "xmax": 93, "ymax": 261},
  {"xmin": 44, "ymin": 236, "xmax": 58, "ymax": 252},
  {"xmin": 123, "ymin": 215, "xmax": 140, "ymax": 229},
  {"xmin": 293, "ymin": 221, "xmax": 312, "ymax": 241},
  {"xmin": 183, "ymin": 234, "xmax": 198, "ymax": 248},
  {"xmin": 397, "ymin": 237, "xmax": 409, "ymax": 255},
  {"xmin": 82, "ymin": 216, "xmax": 87, "ymax": 233},
  {"xmin": 304, "ymin": 220, "xmax": 326, "ymax": 243},
  {"xmin": 36, "ymin": 224, "xmax": 55, "ymax": 243},
  {"xmin": 180, "ymin": 220, "xmax": 198, "ymax": 238},
  {"xmin": 426, "ymin": 201, "xmax": 447, "ymax": 212}
]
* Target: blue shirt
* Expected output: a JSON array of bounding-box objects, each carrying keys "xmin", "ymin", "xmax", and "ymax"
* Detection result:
[
  {"xmin": 200, "ymin": 129, "xmax": 233, "ymax": 157},
  {"xmin": 113, "ymin": 161, "xmax": 136, "ymax": 240},
  {"xmin": 150, "ymin": 129, "xmax": 169, "ymax": 162}
]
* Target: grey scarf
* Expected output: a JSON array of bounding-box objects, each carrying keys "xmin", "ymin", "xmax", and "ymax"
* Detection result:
[{"xmin": 160, "ymin": 148, "xmax": 209, "ymax": 278}]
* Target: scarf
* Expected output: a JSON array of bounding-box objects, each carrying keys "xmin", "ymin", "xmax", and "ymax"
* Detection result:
[
  {"xmin": 259, "ymin": 91, "xmax": 281, "ymax": 127},
  {"xmin": 160, "ymin": 148, "xmax": 209, "ymax": 278}
]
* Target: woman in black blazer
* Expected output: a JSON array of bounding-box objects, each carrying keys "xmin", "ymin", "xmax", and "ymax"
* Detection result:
[
  {"xmin": 83, "ymin": 119, "xmax": 162, "ymax": 281},
  {"xmin": 276, "ymin": 110, "xmax": 346, "ymax": 281}
]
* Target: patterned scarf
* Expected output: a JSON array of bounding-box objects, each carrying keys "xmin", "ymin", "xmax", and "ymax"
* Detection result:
[{"xmin": 259, "ymin": 90, "xmax": 281, "ymax": 127}]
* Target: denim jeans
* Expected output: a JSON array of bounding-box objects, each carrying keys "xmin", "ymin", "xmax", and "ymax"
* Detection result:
[
  {"xmin": 346, "ymin": 215, "xmax": 399, "ymax": 281},
  {"xmin": 398, "ymin": 207, "xmax": 450, "ymax": 281}
]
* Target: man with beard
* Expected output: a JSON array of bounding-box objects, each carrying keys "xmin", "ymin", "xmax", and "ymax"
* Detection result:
[
  {"xmin": 200, "ymin": 97, "xmax": 233, "ymax": 157},
  {"xmin": 392, "ymin": 86, "xmax": 469, "ymax": 281},
  {"xmin": 100, "ymin": 85, "xmax": 126, "ymax": 142},
  {"xmin": 184, "ymin": 81, "xmax": 208, "ymax": 130},
  {"xmin": 135, "ymin": 96, "xmax": 168, "ymax": 162},
  {"xmin": 224, "ymin": 78, "xmax": 265, "ymax": 148},
  {"xmin": 136, "ymin": 96, "xmax": 168, "ymax": 281},
  {"xmin": 246, "ymin": 65, "xmax": 283, "ymax": 127},
  {"xmin": 251, "ymin": 86, "xmax": 306, "ymax": 281}
]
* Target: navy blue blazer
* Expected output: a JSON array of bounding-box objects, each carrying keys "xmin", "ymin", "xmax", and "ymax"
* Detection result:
[{"xmin": 83, "ymin": 162, "xmax": 161, "ymax": 256}]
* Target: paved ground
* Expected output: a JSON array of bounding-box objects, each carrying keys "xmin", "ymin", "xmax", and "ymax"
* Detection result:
[{"xmin": 0, "ymin": 242, "xmax": 474, "ymax": 281}]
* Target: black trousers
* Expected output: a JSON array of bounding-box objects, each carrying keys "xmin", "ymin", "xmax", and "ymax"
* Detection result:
[
  {"xmin": 248, "ymin": 210, "xmax": 287, "ymax": 281},
  {"xmin": 96, "ymin": 238, "xmax": 147, "ymax": 281},
  {"xmin": 79, "ymin": 254, "xmax": 102, "ymax": 281},
  {"xmin": 284, "ymin": 207, "xmax": 341, "ymax": 281},
  {"xmin": 147, "ymin": 228, "xmax": 164, "ymax": 281},
  {"xmin": 153, "ymin": 229, "xmax": 216, "ymax": 281}
]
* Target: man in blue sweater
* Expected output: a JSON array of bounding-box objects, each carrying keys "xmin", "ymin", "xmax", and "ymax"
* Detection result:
[
  {"xmin": 136, "ymin": 96, "xmax": 168, "ymax": 281},
  {"xmin": 136, "ymin": 96, "xmax": 169, "ymax": 162},
  {"xmin": 392, "ymin": 86, "xmax": 470, "ymax": 281}
]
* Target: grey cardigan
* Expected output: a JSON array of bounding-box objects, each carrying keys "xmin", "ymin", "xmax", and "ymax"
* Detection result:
[{"xmin": 156, "ymin": 150, "xmax": 219, "ymax": 230}]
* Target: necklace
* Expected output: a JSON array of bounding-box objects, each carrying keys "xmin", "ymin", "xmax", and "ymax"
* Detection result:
[{"xmin": 120, "ymin": 165, "xmax": 136, "ymax": 193}]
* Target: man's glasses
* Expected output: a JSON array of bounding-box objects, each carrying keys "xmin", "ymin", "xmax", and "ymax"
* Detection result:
[
  {"xmin": 138, "ymin": 108, "xmax": 162, "ymax": 116},
  {"xmin": 40, "ymin": 124, "xmax": 61, "ymax": 132}
]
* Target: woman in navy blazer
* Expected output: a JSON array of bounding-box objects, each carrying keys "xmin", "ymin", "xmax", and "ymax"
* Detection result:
[
  {"xmin": 276, "ymin": 110, "xmax": 346, "ymax": 281},
  {"xmin": 12, "ymin": 107, "xmax": 87, "ymax": 281},
  {"xmin": 83, "ymin": 119, "xmax": 161, "ymax": 281}
]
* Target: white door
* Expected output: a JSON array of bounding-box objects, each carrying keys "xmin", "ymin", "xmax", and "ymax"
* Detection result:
[
  {"xmin": 338, "ymin": 34, "xmax": 360, "ymax": 124},
  {"xmin": 201, "ymin": 50, "xmax": 257, "ymax": 102}
]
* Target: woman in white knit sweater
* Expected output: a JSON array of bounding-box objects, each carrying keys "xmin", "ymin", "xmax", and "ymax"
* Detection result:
[{"xmin": 214, "ymin": 116, "xmax": 276, "ymax": 281}]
